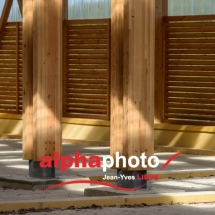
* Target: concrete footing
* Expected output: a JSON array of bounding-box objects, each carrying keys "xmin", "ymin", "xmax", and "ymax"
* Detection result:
[
  {"xmin": 29, "ymin": 160, "xmax": 55, "ymax": 179},
  {"xmin": 117, "ymin": 169, "xmax": 147, "ymax": 189}
]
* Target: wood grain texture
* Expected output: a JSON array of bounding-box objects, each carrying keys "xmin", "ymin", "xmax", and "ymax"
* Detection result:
[
  {"xmin": 123, "ymin": 0, "xmax": 155, "ymax": 170},
  {"xmin": 0, "ymin": 0, "xmax": 13, "ymax": 43},
  {"xmin": 22, "ymin": 0, "xmax": 33, "ymax": 160},
  {"xmin": 33, "ymin": 0, "xmax": 63, "ymax": 161}
]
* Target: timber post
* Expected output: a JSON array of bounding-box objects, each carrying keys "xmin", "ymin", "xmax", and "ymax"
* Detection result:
[
  {"xmin": 23, "ymin": 0, "xmax": 64, "ymax": 178},
  {"xmin": 111, "ymin": 0, "xmax": 155, "ymax": 188}
]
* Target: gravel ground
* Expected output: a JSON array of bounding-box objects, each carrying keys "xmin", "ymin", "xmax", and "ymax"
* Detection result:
[
  {"xmin": 2, "ymin": 203, "xmax": 215, "ymax": 215},
  {"xmin": 0, "ymin": 188, "xmax": 84, "ymax": 202}
]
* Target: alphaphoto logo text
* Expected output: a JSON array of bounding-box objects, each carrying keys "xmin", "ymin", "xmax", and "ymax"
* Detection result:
[{"xmin": 39, "ymin": 152, "xmax": 160, "ymax": 172}]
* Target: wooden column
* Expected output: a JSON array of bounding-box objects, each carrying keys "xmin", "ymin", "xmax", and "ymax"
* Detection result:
[
  {"xmin": 33, "ymin": 0, "xmax": 63, "ymax": 161},
  {"xmin": 154, "ymin": 0, "xmax": 168, "ymax": 123},
  {"xmin": 23, "ymin": 0, "xmax": 63, "ymax": 162},
  {"xmin": 23, "ymin": 0, "xmax": 33, "ymax": 160},
  {"xmin": 111, "ymin": 0, "xmax": 155, "ymax": 170}
]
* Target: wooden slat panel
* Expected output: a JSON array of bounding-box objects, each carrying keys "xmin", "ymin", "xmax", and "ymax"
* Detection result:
[
  {"xmin": 63, "ymin": 19, "xmax": 110, "ymax": 120},
  {"xmin": 164, "ymin": 15, "xmax": 215, "ymax": 125}
]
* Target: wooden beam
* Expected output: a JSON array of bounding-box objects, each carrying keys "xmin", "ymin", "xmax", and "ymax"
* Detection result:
[
  {"xmin": 33, "ymin": 0, "xmax": 63, "ymax": 161},
  {"xmin": 154, "ymin": 0, "xmax": 168, "ymax": 123},
  {"xmin": 17, "ymin": 0, "xmax": 23, "ymax": 16},
  {"xmin": 23, "ymin": 0, "xmax": 33, "ymax": 160},
  {"xmin": 111, "ymin": 0, "xmax": 155, "ymax": 170},
  {"xmin": 0, "ymin": 0, "xmax": 13, "ymax": 43}
]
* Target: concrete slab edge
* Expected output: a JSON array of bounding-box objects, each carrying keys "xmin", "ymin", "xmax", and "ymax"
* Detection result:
[
  {"xmin": 1, "ymin": 191, "xmax": 215, "ymax": 212},
  {"xmin": 0, "ymin": 176, "xmax": 90, "ymax": 190},
  {"xmin": 155, "ymin": 145, "xmax": 215, "ymax": 155}
]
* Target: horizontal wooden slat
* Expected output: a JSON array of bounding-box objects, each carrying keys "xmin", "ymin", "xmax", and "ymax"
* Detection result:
[
  {"xmin": 68, "ymin": 65, "xmax": 107, "ymax": 69},
  {"xmin": 166, "ymin": 32, "xmax": 215, "ymax": 38},
  {"xmin": 67, "ymin": 50, "xmax": 107, "ymax": 54},
  {"xmin": 67, "ymin": 29, "xmax": 108, "ymax": 35},
  {"xmin": 67, "ymin": 45, "xmax": 107, "ymax": 50},
  {"xmin": 64, "ymin": 113, "xmax": 108, "ymax": 120},
  {"xmin": 167, "ymin": 81, "xmax": 215, "ymax": 88},
  {"xmin": 65, "ymin": 108, "xmax": 107, "ymax": 114},
  {"xmin": 67, "ymin": 79, "xmax": 107, "ymax": 84},
  {"xmin": 166, "ymin": 86, "xmax": 215, "ymax": 93},
  {"xmin": 0, "ymin": 50, "xmax": 16, "ymax": 54},
  {"xmin": 167, "ymin": 44, "xmax": 215, "ymax": 49},
  {"xmin": 166, "ymin": 97, "xmax": 215, "ymax": 105},
  {"xmin": 67, "ymin": 59, "xmax": 107, "ymax": 64},
  {"xmin": 167, "ymin": 60, "xmax": 215, "ymax": 65},
  {"xmin": 68, "ymin": 39, "xmax": 108, "ymax": 45},
  {"xmin": 166, "ymin": 27, "xmax": 215, "ymax": 33},
  {"xmin": 164, "ymin": 15, "xmax": 215, "ymax": 22},
  {"xmin": 167, "ymin": 77, "xmax": 215, "ymax": 82},
  {"xmin": 167, "ymin": 49, "xmax": 215, "ymax": 54},
  {"xmin": 167, "ymin": 66, "xmax": 215, "ymax": 71},
  {"xmin": 67, "ymin": 74, "xmax": 107, "ymax": 79},
  {"xmin": 166, "ymin": 22, "xmax": 215, "ymax": 28},
  {"xmin": 66, "ymin": 25, "xmax": 108, "ymax": 30},
  {"xmin": 66, "ymin": 69, "xmax": 107, "ymax": 74},
  {"xmin": 167, "ymin": 92, "xmax": 215, "ymax": 99},
  {"xmin": 67, "ymin": 94, "xmax": 107, "ymax": 99},
  {"xmin": 67, "ymin": 83, "xmax": 107, "ymax": 89},
  {"xmin": 65, "ymin": 19, "xmax": 110, "ymax": 24},
  {"xmin": 68, "ymin": 35, "xmax": 108, "ymax": 39},
  {"xmin": 67, "ymin": 89, "xmax": 107, "ymax": 94},
  {"xmin": 66, "ymin": 104, "xmax": 106, "ymax": 110},
  {"xmin": 167, "ymin": 71, "xmax": 215, "ymax": 76},
  {"xmin": 67, "ymin": 54, "xmax": 107, "ymax": 59},
  {"xmin": 165, "ymin": 103, "xmax": 215, "ymax": 110},
  {"xmin": 166, "ymin": 108, "xmax": 215, "ymax": 116},
  {"xmin": 66, "ymin": 98, "xmax": 107, "ymax": 105},
  {"xmin": 164, "ymin": 119, "xmax": 215, "ymax": 126},
  {"xmin": 165, "ymin": 113, "xmax": 215, "ymax": 120},
  {"xmin": 167, "ymin": 38, "xmax": 215, "ymax": 44}
]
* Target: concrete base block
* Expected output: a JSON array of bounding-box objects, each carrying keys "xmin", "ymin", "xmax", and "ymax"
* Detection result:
[
  {"xmin": 29, "ymin": 160, "xmax": 55, "ymax": 179},
  {"xmin": 117, "ymin": 169, "xmax": 147, "ymax": 189}
]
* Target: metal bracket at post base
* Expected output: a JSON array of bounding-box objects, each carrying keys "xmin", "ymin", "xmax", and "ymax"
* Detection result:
[
  {"xmin": 117, "ymin": 169, "xmax": 147, "ymax": 189},
  {"xmin": 29, "ymin": 160, "xmax": 55, "ymax": 179}
]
